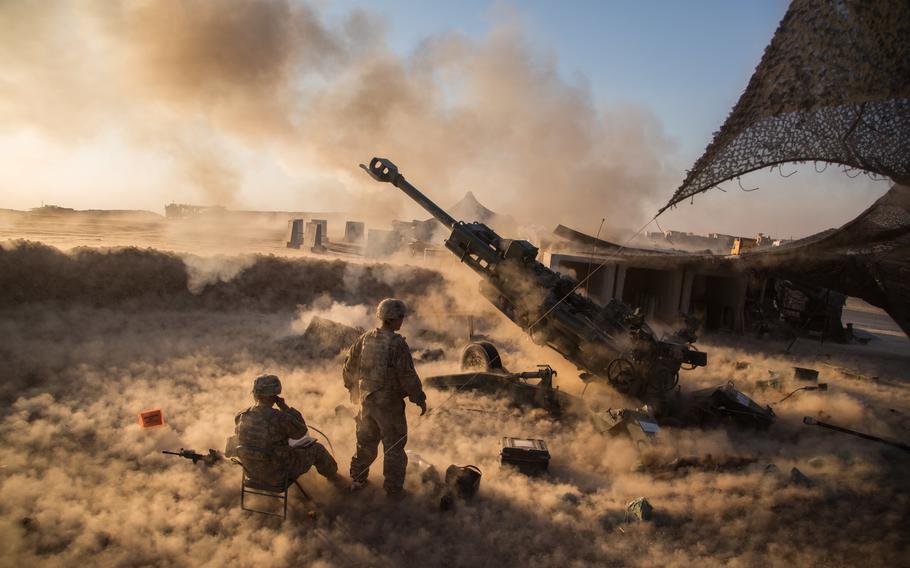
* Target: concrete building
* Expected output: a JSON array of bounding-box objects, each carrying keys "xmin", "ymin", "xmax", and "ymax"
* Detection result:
[
  {"xmin": 543, "ymin": 225, "xmax": 750, "ymax": 332},
  {"xmin": 544, "ymin": 251, "xmax": 748, "ymax": 332}
]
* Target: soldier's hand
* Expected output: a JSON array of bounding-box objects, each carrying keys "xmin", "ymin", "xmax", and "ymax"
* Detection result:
[
  {"xmin": 417, "ymin": 400, "xmax": 427, "ymax": 416},
  {"xmin": 275, "ymin": 396, "xmax": 288, "ymax": 410}
]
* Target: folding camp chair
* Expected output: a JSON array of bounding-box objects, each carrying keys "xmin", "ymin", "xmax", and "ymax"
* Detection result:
[
  {"xmin": 234, "ymin": 447, "xmax": 309, "ymax": 521},
  {"xmin": 241, "ymin": 469, "xmax": 296, "ymax": 520}
]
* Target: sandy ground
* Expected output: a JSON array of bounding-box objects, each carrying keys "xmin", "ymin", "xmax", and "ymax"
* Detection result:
[{"xmin": 1, "ymin": 221, "xmax": 908, "ymax": 567}]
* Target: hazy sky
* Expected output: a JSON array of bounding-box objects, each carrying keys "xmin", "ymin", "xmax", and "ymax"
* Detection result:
[{"xmin": 0, "ymin": 0, "xmax": 892, "ymax": 238}]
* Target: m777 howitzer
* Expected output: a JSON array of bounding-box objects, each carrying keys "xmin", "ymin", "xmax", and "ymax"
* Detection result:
[{"xmin": 360, "ymin": 157, "xmax": 707, "ymax": 414}]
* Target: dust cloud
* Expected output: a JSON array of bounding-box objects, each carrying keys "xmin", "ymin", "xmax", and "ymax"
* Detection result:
[
  {"xmin": 1, "ymin": 241, "xmax": 908, "ymax": 567},
  {"xmin": 0, "ymin": 0, "xmax": 672, "ymax": 231}
]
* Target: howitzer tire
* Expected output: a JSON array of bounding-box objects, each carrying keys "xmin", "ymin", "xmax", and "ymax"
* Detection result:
[
  {"xmin": 461, "ymin": 341, "xmax": 504, "ymax": 372},
  {"xmin": 607, "ymin": 358, "xmax": 639, "ymax": 395}
]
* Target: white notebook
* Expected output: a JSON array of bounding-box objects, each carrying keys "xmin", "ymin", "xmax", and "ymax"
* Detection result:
[{"xmin": 289, "ymin": 436, "xmax": 316, "ymax": 448}]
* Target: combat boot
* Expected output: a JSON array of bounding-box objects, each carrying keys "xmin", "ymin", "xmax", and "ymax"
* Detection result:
[
  {"xmin": 348, "ymin": 479, "xmax": 369, "ymax": 493},
  {"xmin": 384, "ymin": 487, "xmax": 407, "ymax": 501}
]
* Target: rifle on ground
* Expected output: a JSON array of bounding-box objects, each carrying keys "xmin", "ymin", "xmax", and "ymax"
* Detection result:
[
  {"xmin": 803, "ymin": 417, "xmax": 910, "ymax": 452},
  {"xmin": 162, "ymin": 448, "xmax": 222, "ymax": 465}
]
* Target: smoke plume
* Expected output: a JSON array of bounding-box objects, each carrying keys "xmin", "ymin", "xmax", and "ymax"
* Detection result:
[{"xmin": 0, "ymin": 0, "xmax": 673, "ymax": 231}]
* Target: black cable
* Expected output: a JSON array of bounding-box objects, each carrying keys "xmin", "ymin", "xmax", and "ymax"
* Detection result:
[
  {"xmin": 308, "ymin": 425, "xmax": 336, "ymax": 457},
  {"xmin": 776, "ymin": 384, "xmax": 826, "ymax": 405},
  {"xmin": 777, "ymin": 386, "xmax": 809, "ymax": 404}
]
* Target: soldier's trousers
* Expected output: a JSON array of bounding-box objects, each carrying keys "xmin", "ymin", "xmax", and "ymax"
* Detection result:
[
  {"xmin": 350, "ymin": 393, "xmax": 408, "ymax": 491},
  {"xmin": 290, "ymin": 442, "xmax": 338, "ymax": 480}
]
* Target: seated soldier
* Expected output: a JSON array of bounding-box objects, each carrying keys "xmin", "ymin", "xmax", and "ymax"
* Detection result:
[{"xmin": 232, "ymin": 374, "xmax": 346, "ymax": 490}]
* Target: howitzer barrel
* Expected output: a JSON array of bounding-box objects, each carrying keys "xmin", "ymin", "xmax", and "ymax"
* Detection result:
[{"xmin": 361, "ymin": 157, "xmax": 456, "ymax": 229}]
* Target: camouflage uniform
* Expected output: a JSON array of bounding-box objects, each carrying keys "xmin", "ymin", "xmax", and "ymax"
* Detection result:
[
  {"xmin": 343, "ymin": 328, "xmax": 426, "ymax": 491},
  {"xmin": 234, "ymin": 404, "xmax": 337, "ymax": 486}
]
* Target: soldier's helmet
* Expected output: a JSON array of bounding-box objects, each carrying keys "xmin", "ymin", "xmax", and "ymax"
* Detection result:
[
  {"xmin": 377, "ymin": 298, "xmax": 407, "ymax": 321},
  {"xmin": 252, "ymin": 374, "xmax": 282, "ymax": 397}
]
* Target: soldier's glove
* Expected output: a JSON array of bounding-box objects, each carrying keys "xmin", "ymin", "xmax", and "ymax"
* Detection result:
[
  {"xmin": 275, "ymin": 396, "xmax": 289, "ymax": 411},
  {"xmin": 417, "ymin": 400, "xmax": 427, "ymax": 416}
]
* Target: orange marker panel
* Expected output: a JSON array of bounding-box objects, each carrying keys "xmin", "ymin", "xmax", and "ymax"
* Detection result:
[{"xmin": 139, "ymin": 409, "xmax": 166, "ymax": 429}]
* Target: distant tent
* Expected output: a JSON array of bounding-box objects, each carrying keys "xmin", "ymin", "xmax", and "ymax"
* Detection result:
[
  {"xmin": 448, "ymin": 191, "xmax": 501, "ymax": 224},
  {"xmin": 660, "ymin": 0, "xmax": 910, "ymax": 214},
  {"xmin": 426, "ymin": 191, "xmax": 516, "ymax": 233}
]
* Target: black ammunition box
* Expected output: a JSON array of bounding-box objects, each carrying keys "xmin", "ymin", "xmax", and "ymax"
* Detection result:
[
  {"xmin": 500, "ymin": 437, "xmax": 550, "ymax": 475},
  {"xmin": 793, "ymin": 367, "xmax": 819, "ymax": 382}
]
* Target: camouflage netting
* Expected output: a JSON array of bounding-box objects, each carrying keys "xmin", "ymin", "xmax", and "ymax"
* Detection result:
[{"xmin": 661, "ymin": 0, "xmax": 910, "ymax": 214}]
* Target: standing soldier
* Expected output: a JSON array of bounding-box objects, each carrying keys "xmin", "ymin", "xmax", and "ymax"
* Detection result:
[
  {"xmin": 343, "ymin": 298, "xmax": 427, "ymax": 497},
  {"xmin": 233, "ymin": 374, "xmax": 346, "ymax": 490}
]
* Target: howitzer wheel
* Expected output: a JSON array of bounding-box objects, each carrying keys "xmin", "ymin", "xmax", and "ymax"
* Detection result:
[
  {"xmin": 461, "ymin": 341, "xmax": 504, "ymax": 372},
  {"xmin": 606, "ymin": 358, "xmax": 639, "ymax": 395}
]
